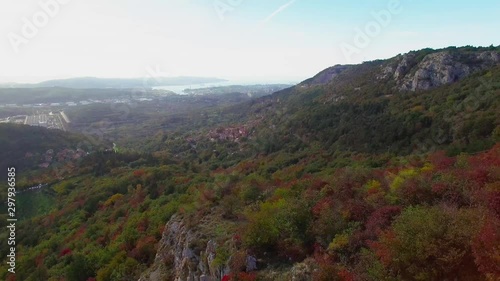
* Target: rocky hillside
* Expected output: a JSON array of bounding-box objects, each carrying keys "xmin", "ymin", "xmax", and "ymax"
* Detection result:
[
  {"xmin": 381, "ymin": 48, "xmax": 500, "ymax": 91},
  {"xmin": 238, "ymin": 45, "xmax": 500, "ymax": 155},
  {"xmin": 301, "ymin": 65, "xmax": 353, "ymax": 86},
  {"xmin": 139, "ymin": 215, "xmax": 248, "ymax": 281},
  {"xmin": 136, "ymin": 46, "xmax": 500, "ymax": 281},
  {"xmin": 299, "ymin": 46, "xmax": 499, "ymax": 92},
  {"xmin": 139, "ymin": 213, "xmax": 319, "ymax": 281},
  {"xmin": 3, "ymin": 46, "xmax": 498, "ymax": 281}
]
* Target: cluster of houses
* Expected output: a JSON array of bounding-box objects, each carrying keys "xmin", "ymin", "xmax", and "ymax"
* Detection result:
[{"xmin": 207, "ymin": 126, "xmax": 250, "ymax": 143}]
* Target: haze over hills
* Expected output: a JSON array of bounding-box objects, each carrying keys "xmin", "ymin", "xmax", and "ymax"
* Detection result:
[{"xmin": 0, "ymin": 76, "xmax": 228, "ymax": 89}]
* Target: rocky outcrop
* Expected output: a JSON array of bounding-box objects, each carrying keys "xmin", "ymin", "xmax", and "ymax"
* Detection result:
[
  {"xmin": 139, "ymin": 215, "xmax": 257, "ymax": 281},
  {"xmin": 379, "ymin": 49, "xmax": 500, "ymax": 91},
  {"xmin": 257, "ymin": 258, "xmax": 317, "ymax": 281},
  {"xmin": 138, "ymin": 215, "xmax": 223, "ymax": 281}
]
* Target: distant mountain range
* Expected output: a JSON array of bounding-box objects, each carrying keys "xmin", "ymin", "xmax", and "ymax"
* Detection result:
[{"xmin": 0, "ymin": 76, "xmax": 227, "ymax": 89}]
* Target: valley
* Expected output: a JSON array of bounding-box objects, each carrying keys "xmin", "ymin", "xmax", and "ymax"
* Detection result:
[
  {"xmin": 0, "ymin": 46, "xmax": 499, "ymax": 281},
  {"xmin": 3, "ymin": 0, "xmax": 500, "ymax": 279}
]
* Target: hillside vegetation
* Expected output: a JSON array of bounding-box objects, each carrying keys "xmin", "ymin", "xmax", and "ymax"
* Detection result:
[{"xmin": 0, "ymin": 46, "xmax": 499, "ymax": 281}]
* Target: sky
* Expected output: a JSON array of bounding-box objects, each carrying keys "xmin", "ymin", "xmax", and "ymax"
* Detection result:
[{"xmin": 0, "ymin": 0, "xmax": 499, "ymax": 84}]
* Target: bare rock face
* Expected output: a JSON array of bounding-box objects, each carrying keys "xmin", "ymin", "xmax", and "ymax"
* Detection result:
[
  {"xmin": 246, "ymin": 255, "xmax": 257, "ymax": 272},
  {"xmin": 380, "ymin": 50, "xmax": 500, "ymax": 91},
  {"xmin": 138, "ymin": 215, "xmax": 257, "ymax": 281},
  {"xmin": 394, "ymin": 52, "xmax": 417, "ymax": 80},
  {"xmin": 257, "ymin": 258, "xmax": 316, "ymax": 280},
  {"xmin": 138, "ymin": 215, "xmax": 224, "ymax": 281}
]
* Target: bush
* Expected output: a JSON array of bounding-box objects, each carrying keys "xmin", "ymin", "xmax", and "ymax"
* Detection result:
[{"xmin": 370, "ymin": 206, "xmax": 484, "ymax": 280}]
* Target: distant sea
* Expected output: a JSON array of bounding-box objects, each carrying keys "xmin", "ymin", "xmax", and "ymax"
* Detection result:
[{"xmin": 152, "ymin": 79, "xmax": 298, "ymax": 95}]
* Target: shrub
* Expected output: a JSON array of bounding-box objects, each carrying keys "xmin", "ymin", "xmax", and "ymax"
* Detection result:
[{"xmin": 370, "ymin": 206, "xmax": 484, "ymax": 280}]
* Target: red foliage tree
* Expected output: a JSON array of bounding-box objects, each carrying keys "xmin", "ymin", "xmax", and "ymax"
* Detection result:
[
  {"xmin": 133, "ymin": 169, "xmax": 146, "ymax": 177},
  {"xmin": 364, "ymin": 206, "xmax": 401, "ymax": 239},
  {"xmin": 130, "ymin": 235, "xmax": 157, "ymax": 264},
  {"xmin": 59, "ymin": 248, "xmax": 72, "ymax": 257},
  {"xmin": 488, "ymin": 190, "xmax": 500, "ymax": 216},
  {"xmin": 338, "ymin": 268, "xmax": 356, "ymax": 281},
  {"xmin": 472, "ymin": 217, "xmax": 500, "ymax": 278},
  {"xmin": 35, "ymin": 252, "xmax": 45, "ymax": 267},
  {"xmin": 428, "ymin": 151, "xmax": 455, "ymax": 169},
  {"xmin": 237, "ymin": 272, "xmax": 257, "ymax": 281},
  {"xmin": 343, "ymin": 199, "xmax": 371, "ymax": 221},
  {"xmin": 367, "ymin": 230, "xmax": 396, "ymax": 267},
  {"xmin": 312, "ymin": 197, "xmax": 334, "ymax": 217}
]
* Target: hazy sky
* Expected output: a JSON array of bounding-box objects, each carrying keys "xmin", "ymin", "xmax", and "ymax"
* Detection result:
[{"xmin": 1, "ymin": 0, "xmax": 499, "ymax": 83}]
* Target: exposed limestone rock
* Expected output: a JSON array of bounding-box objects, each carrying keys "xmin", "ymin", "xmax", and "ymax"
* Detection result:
[
  {"xmin": 139, "ymin": 215, "xmax": 211, "ymax": 281},
  {"xmin": 394, "ymin": 52, "xmax": 417, "ymax": 80},
  {"xmin": 139, "ymin": 215, "xmax": 234, "ymax": 281},
  {"xmin": 289, "ymin": 258, "xmax": 316, "ymax": 281},
  {"xmin": 379, "ymin": 50, "xmax": 500, "ymax": 92},
  {"xmin": 257, "ymin": 258, "xmax": 317, "ymax": 281},
  {"xmin": 246, "ymin": 255, "xmax": 257, "ymax": 272}
]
